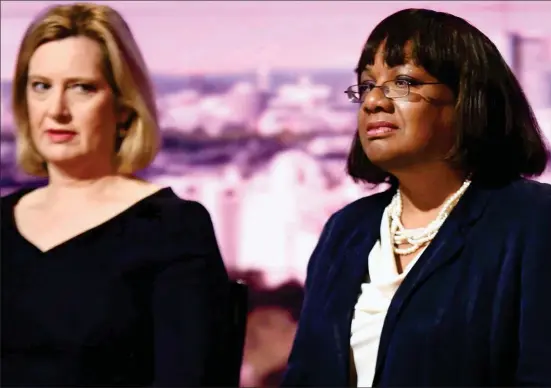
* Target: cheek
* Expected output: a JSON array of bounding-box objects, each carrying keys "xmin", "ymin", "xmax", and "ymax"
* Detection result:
[
  {"xmin": 440, "ymin": 106, "xmax": 457, "ymax": 133},
  {"xmin": 395, "ymin": 102, "xmax": 447, "ymax": 138},
  {"xmin": 357, "ymin": 108, "xmax": 368, "ymax": 128},
  {"xmin": 77, "ymin": 98, "xmax": 117, "ymax": 134},
  {"xmin": 26, "ymin": 100, "xmax": 46, "ymax": 142},
  {"xmin": 398, "ymin": 102, "xmax": 458, "ymax": 156},
  {"xmin": 26, "ymin": 99, "xmax": 43, "ymax": 126},
  {"xmin": 394, "ymin": 101, "xmax": 426, "ymax": 125}
]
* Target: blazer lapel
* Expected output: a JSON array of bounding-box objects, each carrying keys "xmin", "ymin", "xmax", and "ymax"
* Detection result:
[
  {"xmin": 321, "ymin": 189, "xmax": 395, "ymax": 313},
  {"xmin": 321, "ymin": 189, "xmax": 395, "ymax": 384},
  {"xmin": 372, "ymin": 181, "xmax": 494, "ymax": 384}
]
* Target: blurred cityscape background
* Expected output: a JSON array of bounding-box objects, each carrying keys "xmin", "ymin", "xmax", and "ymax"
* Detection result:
[{"xmin": 1, "ymin": 1, "xmax": 550, "ymax": 386}]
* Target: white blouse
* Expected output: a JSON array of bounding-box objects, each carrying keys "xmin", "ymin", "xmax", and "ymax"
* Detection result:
[{"xmin": 350, "ymin": 207, "xmax": 425, "ymax": 387}]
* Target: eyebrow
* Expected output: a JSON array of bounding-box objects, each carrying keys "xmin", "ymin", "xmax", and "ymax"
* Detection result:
[
  {"xmin": 27, "ymin": 74, "xmax": 100, "ymax": 84},
  {"xmin": 360, "ymin": 67, "xmax": 373, "ymax": 78},
  {"xmin": 363, "ymin": 63, "xmax": 414, "ymax": 71},
  {"xmin": 362, "ymin": 63, "xmax": 424, "ymax": 78}
]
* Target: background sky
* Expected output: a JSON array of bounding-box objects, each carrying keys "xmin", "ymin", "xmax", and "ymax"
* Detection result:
[{"xmin": 1, "ymin": 1, "xmax": 550, "ymax": 79}]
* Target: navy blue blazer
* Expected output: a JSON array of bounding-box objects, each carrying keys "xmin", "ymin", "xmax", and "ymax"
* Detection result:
[{"xmin": 281, "ymin": 178, "xmax": 551, "ymax": 387}]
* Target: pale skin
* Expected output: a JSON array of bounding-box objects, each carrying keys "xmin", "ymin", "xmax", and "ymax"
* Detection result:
[
  {"xmin": 14, "ymin": 36, "xmax": 162, "ymax": 253},
  {"xmin": 358, "ymin": 47, "xmax": 466, "ymax": 272}
]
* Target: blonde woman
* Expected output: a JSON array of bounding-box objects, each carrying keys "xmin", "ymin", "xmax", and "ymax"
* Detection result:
[{"xmin": 1, "ymin": 3, "xmax": 230, "ymax": 386}]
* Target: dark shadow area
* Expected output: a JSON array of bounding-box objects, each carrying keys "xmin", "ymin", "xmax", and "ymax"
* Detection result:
[{"xmin": 228, "ymin": 269, "xmax": 304, "ymax": 387}]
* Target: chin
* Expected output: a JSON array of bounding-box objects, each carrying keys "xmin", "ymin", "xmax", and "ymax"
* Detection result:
[
  {"xmin": 363, "ymin": 144, "xmax": 398, "ymax": 164},
  {"xmin": 362, "ymin": 139, "xmax": 422, "ymax": 168},
  {"xmin": 365, "ymin": 150, "xmax": 418, "ymax": 172},
  {"xmin": 41, "ymin": 151, "xmax": 85, "ymax": 166}
]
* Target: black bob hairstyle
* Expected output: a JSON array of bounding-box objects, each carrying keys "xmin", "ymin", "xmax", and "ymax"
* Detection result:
[{"xmin": 346, "ymin": 8, "xmax": 549, "ymax": 185}]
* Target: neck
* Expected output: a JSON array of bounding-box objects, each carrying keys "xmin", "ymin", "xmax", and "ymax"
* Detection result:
[
  {"xmin": 44, "ymin": 162, "xmax": 122, "ymax": 203},
  {"xmin": 393, "ymin": 164, "xmax": 467, "ymax": 216}
]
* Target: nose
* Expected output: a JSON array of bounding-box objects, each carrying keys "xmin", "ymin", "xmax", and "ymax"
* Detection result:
[
  {"xmin": 47, "ymin": 89, "xmax": 70, "ymax": 120},
  {"xmin": 361, "ymin": 85, "xmax": 393, "ymax": 114}
]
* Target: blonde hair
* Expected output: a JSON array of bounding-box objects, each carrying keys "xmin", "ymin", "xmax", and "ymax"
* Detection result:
[{"xmin": 12, "ymin": 2, "xmax": 160, "ymax": 176}]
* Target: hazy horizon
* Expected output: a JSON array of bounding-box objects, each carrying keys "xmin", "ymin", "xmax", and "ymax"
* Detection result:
[{"xmin": 2, "ymin": 1, "xmax": 550, "ymax": 80}]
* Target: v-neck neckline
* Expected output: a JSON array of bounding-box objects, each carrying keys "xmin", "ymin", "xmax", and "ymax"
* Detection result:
[{"xmin": 9, "ymin": 187, "xmax": 172, "ymax": 255}]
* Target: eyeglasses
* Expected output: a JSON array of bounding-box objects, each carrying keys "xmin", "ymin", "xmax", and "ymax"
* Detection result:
[{"xmin": 344, "ymin": 79, "xmax": 444, "ymax": 103}]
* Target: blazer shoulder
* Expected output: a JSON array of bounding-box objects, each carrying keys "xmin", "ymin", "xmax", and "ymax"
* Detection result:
[
  {"xmin": 495, "ymin": 178, "xmax": 551, "ymax": 210},
  {"xmin": 330, "ymin": 186, "xmax": 395, "ymax": 225},
  {"xmin": 478, "ymin": 179, "xmax": 551, "ymax": 237},
  {"xmin": 304, "ymin": 187, "xmax": 393, "ymax": 267}
]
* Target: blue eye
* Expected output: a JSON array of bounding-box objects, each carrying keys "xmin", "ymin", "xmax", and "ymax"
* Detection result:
[{"xmin": 30, "ymin": 81, "xmax": 50, "ymax": 92}]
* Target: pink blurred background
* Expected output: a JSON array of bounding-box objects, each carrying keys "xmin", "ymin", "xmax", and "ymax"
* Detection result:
[{"xmin": 1, "ymin": 1, "xmax": 550, "ymax": 386}]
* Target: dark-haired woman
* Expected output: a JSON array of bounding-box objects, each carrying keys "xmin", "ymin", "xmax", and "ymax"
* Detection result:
[{"xmin": 281, "ymin": 8, "xmax": 551, "ymax": 387}]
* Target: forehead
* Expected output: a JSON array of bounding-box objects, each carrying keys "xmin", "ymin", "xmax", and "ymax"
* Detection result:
[
  {"xmin": 367, "ymin": 40, "xmax": 413, "ymax": 66},
  {"xmin": 360, "ymin": 41, "xmax": 433, "ymax": 78},
  {"xmin": 362, "ymin": 53, "xmax": 420, "ymax": 76},
  {"xmin": 28, "ymin": 36, "xmax": 104, "ymax": 78}
]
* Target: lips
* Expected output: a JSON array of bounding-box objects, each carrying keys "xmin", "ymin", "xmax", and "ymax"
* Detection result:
[
  {"xmin": 46, "ymin": 129, "xmax": 77, "ymax": 143},
  {"xmin": 365, "ymin": 121, "xmax": 399, "ymax": 137}
]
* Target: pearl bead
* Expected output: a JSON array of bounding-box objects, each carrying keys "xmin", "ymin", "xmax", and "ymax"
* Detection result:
[{"xmin": 389, "ymin": 178, "xmax": 472, "ymax": 256}]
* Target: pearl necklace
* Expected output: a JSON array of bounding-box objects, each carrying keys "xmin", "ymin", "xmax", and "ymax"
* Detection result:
[{"xmin": 389, "ymin": 178, "xmax": 472, "ymax": 256}]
